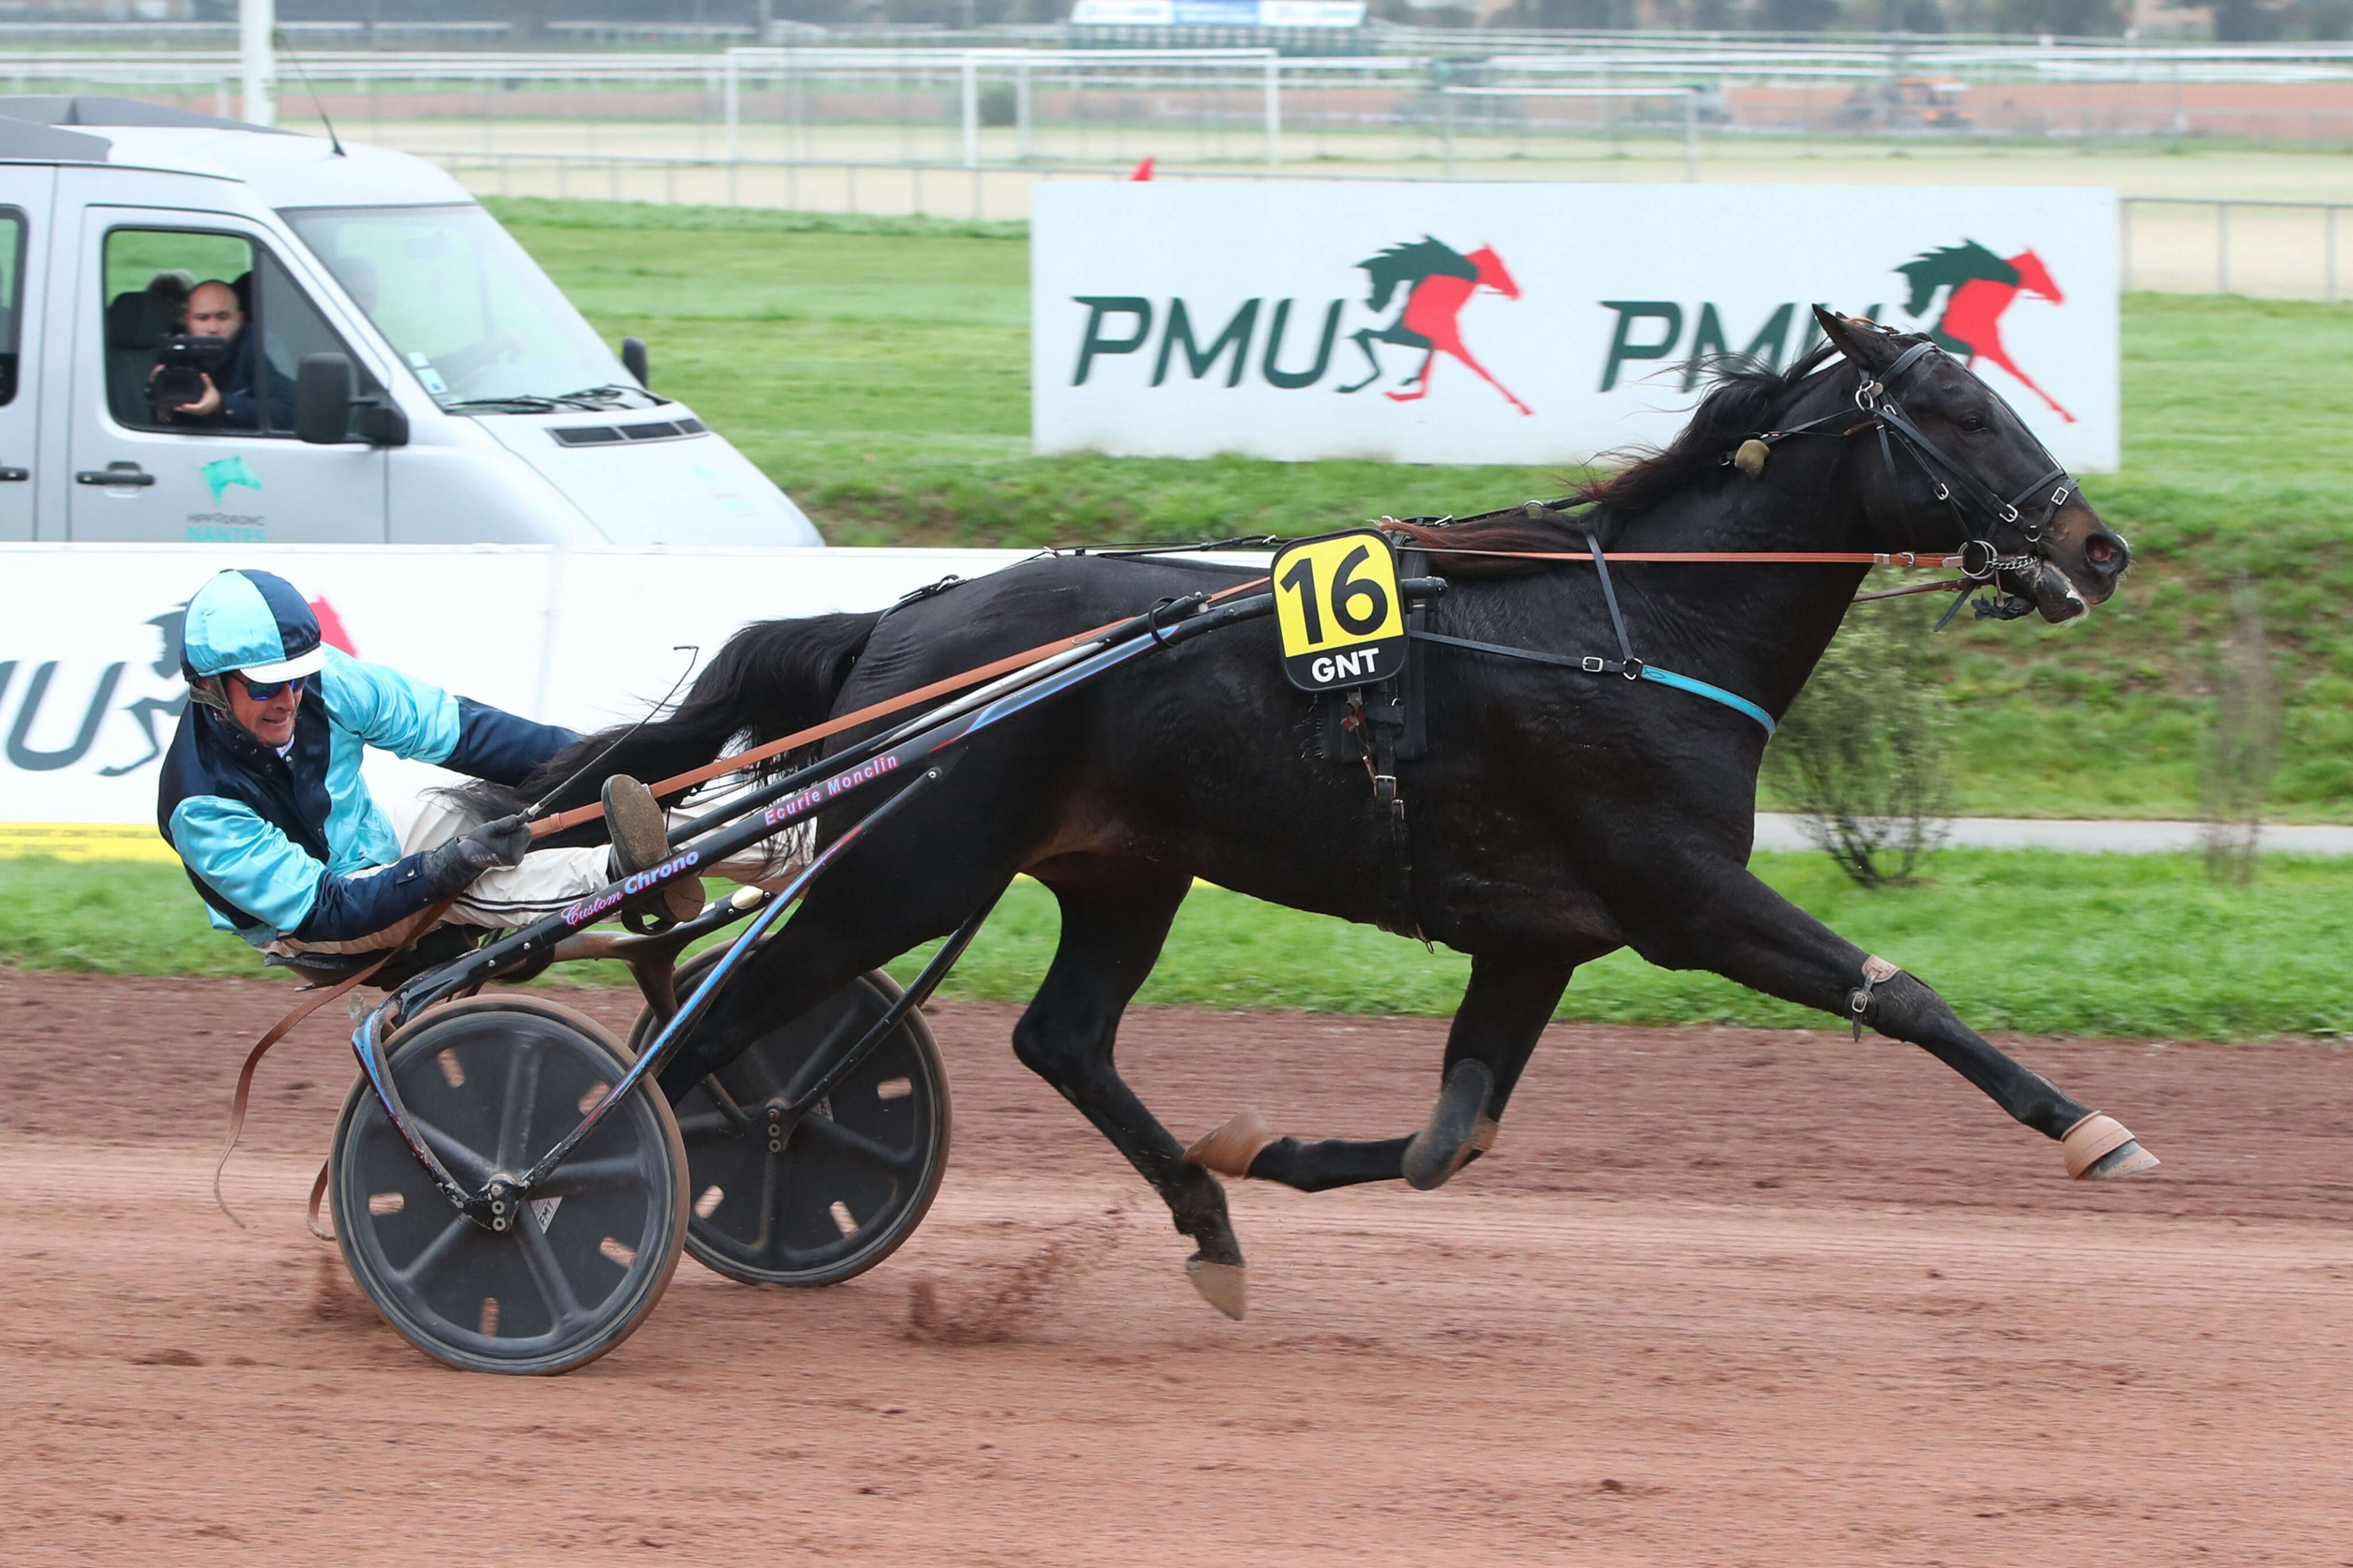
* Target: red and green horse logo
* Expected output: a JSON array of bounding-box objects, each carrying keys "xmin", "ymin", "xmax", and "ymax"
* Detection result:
[
  {"xmin": 1338, "ymin": 237, "xmax": 1532, "ymax": 416},
  {"xmin": 1895, "ymin": 240, "xmax": 2075, "ymax": 425}
]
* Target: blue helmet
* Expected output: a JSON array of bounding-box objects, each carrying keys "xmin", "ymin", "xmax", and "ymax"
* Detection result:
[{"xmin": 180, "ymin": 569, "xmax": 327, "ymax": 683}]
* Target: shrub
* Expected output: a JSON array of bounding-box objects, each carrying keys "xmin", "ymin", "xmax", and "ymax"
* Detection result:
[{"xmin": 1765, "ymin": 601, "xmax": 1955, "ymax": 888}]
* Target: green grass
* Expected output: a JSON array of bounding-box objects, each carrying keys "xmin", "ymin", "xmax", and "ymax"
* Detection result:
[
  {"xmin": 13, "ymin": 852, "xmax": 2353, "ymax": 1041},
  {"xmin": 483, "ymin": 198, "xmax": 2353, "ymax": 821}
]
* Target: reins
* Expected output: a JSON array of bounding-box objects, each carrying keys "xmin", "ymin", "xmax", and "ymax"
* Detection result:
[{"xmin": 529, "ymin": 575, "xmax": 1273, "ymax": 837}]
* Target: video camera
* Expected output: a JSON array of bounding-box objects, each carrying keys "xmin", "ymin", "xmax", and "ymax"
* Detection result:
[{"xmin": 151, "ymin": 334, "xmax": 231, "ymax": 411}]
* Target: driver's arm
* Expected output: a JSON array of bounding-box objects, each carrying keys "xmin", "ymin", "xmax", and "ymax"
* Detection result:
[{"xmin": 319, "ymin": 647, "xmax": 578, "ymax": 784}]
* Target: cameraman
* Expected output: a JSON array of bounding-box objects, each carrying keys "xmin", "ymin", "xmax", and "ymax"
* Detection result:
[{"xmin": 156, "ymin": 278, "xmax": 292, "ymax": 430}]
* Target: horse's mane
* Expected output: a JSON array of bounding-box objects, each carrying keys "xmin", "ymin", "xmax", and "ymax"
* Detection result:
[{"xmin": 1390, "ymin": 342, "xmax": 1845, "ymax": 574}]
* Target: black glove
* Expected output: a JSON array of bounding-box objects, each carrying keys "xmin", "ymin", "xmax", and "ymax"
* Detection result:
[{"xmin": 421, "ymin": 814, "xmax": 533, "ymax": 897}]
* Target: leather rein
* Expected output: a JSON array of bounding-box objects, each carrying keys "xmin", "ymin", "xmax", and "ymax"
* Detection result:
[
  {"xmin": 1366, "ymin": 340, "xmax": 2078, "ymax": 734},
  {"xmin": 1397, "ymin": 340, "xmax": 2074, "ymax": 611}
]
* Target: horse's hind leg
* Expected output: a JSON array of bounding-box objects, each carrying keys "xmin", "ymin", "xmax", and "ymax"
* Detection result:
[
  {"xmin": 1643, "ymin": 867, "xmax": 2155, "ymax": 1180},
  {"xmin": 1189, "ymin": 951, "xmax": 1573, "ymax": 1194},
  {"xmin": 1012, "ymin": 867, "xmax": 1253, "ymax": 1318}
]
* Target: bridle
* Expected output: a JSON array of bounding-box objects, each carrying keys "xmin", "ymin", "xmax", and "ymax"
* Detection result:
[{"xmin": 1742, "ymin": 337, "xmax": 2077, "ymax": 624}]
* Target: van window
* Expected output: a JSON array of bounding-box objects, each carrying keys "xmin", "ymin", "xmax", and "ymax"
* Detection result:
[
  {"xmin": 101, "ymin": 227, "xmax": 360, "ymax": 437},
  {"xmin": 0, "ymin": 208, "xmax": 25, "ymax": 406},
  {"xmin": 286, "ymin": 204, "xmax": 635, "ymax": 410}
]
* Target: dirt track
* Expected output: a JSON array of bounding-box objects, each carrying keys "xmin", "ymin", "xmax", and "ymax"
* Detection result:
[{"xmin": 3, "ymin": 968, "xmax": 2350, "ymax": 1565}]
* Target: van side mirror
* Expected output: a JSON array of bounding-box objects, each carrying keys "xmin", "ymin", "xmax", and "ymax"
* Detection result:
[
  {"xmin": 296, "ymin": 352, "xmax": 408, "ymax": 446},
  {"xmin": 295, "ymin": 353, "xmax": 354, "ymax": 444},
  {"xmin": 354, "ymin": 400, "xmax": 408, "ymax": 447},
  {"xmin": 621, "ymin": 335, "xmax": 649, "ymax": 389}
]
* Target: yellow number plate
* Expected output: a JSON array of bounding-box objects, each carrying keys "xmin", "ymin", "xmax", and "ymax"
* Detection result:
[{"xmin": 1271, "ymin": 530, "xmax": 1408, "ymax": 692}]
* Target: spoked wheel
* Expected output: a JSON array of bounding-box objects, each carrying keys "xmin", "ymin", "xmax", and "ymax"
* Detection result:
[
  {"xmin": 628, "ymin": 951, "xmax": 951, "ymax": 1287},
  {"xmin": 331, "ymin": 997, "xmax": 688, "ymax": 1376}
]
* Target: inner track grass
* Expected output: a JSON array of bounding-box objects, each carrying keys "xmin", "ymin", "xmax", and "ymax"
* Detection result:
[
  {"xmin": 12, "ymin": 852, "xmax": 2352, "ymax": 1042},
  {"xmin": 488, "ymin": 198, "xmax": 2353, "ymax": 821}
]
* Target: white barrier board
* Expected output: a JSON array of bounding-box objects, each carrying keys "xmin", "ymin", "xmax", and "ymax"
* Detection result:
[
  {"xmin": 1032, "ymin": 182, "xmax": 2118, "ymax": 473},
  {"xmin": 0, "ymin": 544, "xmax": 1028, "ymax": 853}
]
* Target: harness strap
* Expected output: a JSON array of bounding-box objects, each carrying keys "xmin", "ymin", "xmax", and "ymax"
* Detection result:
[
  {"xmin": 1409, "ymin": 630, "xmax": 1776, "ymax": 736},
  {"xmin": 1637, "ymin": 667, "xmax": 1777, "ymax": 735},
  {"xmin": 1367, "ymin": 719, "xmax": 1420, "ymax": 941},
  {"xmin": 1584, "ymin": 531, "xmax": 1638, "ymax": 669}
]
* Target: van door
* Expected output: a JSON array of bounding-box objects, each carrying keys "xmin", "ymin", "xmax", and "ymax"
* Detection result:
[
  {"xmin": 66, "ymin": 206, "xmax": 387, "ymax": 543},
  {"xmin": 0, "ymin": 171, "xmax": 49, "ymax": 539}
]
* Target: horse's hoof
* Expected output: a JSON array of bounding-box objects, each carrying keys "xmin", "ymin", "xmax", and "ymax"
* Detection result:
[
  {"xmin": 1186, "ymin": 1258, "xmax": 1247, "ymax": 1321},
  {"xmin": 2062, "ymin": 1113, "xmax": 2161, "ymax": 1180},
  {"xmin": 1402, "ymin": 1060, "xmax": 1497, "ymax": 1191},
  {"xmin": 2085, "ymin": 1140, "xmax": 2161, "ymax": 1179},
  {"xmin": 1184, "ymin": 1109, "xmax": 1276, "ymax": 1178}
]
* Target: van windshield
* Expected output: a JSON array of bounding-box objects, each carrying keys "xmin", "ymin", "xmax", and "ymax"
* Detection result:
[{"xmin": 284, "ymin": 203, "xmax": 650, "ymax": 412}]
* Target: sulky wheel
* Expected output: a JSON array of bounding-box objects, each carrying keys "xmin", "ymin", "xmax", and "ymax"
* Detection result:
[
  {"xmin": 628, "ymin": 951, "xmax": 951, "ymax": 1288},
  {"xmin": 330, "ymin": 997, "xmax": 688, "ymax": 1376}
]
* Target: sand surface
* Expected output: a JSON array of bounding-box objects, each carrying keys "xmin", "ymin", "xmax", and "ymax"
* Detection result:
[{"xmin": 2, "ymin": 968, "xmax": 2348, "ymax": 1564}]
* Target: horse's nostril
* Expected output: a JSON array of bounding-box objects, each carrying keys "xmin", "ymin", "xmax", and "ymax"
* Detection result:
[{"xmin": 2085, "ymin": 534, "xmax": 2120, "ymax": 567}]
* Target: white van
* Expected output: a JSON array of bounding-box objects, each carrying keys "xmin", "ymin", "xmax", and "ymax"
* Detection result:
[{"xmin": 0, "ymin": 96, "xmax": 821, "ymax": 546}]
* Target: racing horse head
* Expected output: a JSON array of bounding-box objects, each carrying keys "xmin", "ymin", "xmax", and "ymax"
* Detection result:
[{"xmin": 1811, "ymin": 308, "xmax": 2121, "ymax": 620}]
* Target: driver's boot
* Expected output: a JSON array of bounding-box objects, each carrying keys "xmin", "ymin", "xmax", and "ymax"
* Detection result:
[{"xmin": 602, "ymin": 774, "xmax": 703, "ymax": 927}]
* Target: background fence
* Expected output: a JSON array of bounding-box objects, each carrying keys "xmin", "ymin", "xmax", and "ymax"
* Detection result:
[
  {"xmin": 13, "ymin": 38, "xmax": 2353, "ymax": 152},
  {"xmin": 6, "ymin": 41, "xmax": 2347, "ymax": 299}
]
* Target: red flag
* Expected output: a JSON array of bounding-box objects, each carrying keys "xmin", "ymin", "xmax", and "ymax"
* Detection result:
[{"xmin": 1129, "ymin": 156, "xmax": 1154, "ymax": 181}]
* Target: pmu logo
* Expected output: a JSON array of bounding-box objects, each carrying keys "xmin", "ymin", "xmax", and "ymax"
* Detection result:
[
  {"xmin": 1069, "ymin": 235, "xmax": 1533, "ymax": 414},
  {"xmin": 1597, "ymin": 236, "xmax": 2072, "ymax": 423},
  {"xmin": 1896, "ymin": 241, "xmax": 2075, "ymax": 424}
]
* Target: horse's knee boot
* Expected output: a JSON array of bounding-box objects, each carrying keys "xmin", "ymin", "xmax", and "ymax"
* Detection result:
[
  {"xmin": 2061, "ymin": 1113, "xmax": 2160, "ymax": 1180},
  {"xmin": 1184, "ymin": 1108, "xmax": 1278, "ymax": 1178},
  {"xmin": 1402, "ymin": 1059, "xmax": 1499, "ymax": 1191}
]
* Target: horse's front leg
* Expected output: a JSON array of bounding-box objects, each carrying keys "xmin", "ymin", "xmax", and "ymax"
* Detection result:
[{"xmin": 1635, "ymin": 868, "xmax": 2157, "ymax": 1180}]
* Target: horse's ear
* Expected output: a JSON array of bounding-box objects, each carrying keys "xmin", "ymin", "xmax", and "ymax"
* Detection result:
[{"xmin": 1811, "ymin": 306, "xmax": 1896, "ymax": 370}]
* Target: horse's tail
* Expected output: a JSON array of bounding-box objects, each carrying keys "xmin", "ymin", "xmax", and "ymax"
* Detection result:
[{"xmin": 495, "ymin": 609, "xmax": 885, "ymax": 844}]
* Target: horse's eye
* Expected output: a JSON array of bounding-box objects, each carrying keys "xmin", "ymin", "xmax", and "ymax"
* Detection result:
[{"xmin": 1958, "ymin": 413, "xmax": 1991, "ymax": 433}]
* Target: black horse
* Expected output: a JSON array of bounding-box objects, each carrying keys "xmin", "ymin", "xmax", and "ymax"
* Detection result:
[{"xmin": 527, "ymin": 311, "xmax": 2146, "ymax": 1319}]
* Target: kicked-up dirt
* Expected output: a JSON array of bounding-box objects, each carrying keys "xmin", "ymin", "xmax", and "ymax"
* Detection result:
[{"xmin": 1, "ymin": 967, "xmax": 2348, "ymax": 1565}]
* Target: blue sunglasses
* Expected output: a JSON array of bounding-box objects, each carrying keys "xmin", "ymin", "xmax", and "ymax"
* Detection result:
[{"xmin": 234, "ymin": 673, "xmax": 308, "ymax": 701}]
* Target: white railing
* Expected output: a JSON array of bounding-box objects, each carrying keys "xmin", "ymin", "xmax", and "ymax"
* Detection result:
[
  {"xmin": 9, "ymin": 44, "xmax": 2349, "ymax": 299},
  {"xmin": 420, "ymin": 144, "xmax": 2352, "ymax": 302},
  {"xmin": 2122, "ymin": 197, "xmax": 2347, "ymax": 302}
]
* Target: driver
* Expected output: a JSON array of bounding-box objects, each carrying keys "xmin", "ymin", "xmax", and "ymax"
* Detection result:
[{"xmin": 156, "ymin": 569, "xmax": 721, "ymax": 960}]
